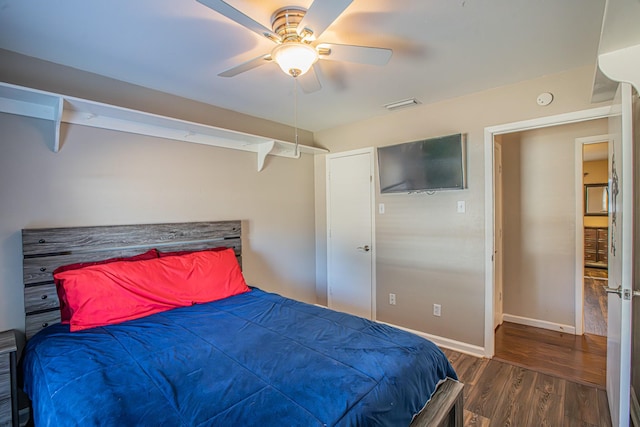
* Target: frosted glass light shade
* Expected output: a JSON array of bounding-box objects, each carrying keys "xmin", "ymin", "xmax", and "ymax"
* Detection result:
[{"xmin": 272, "ymin": 42, "xmax": 318, "ymax": 77}]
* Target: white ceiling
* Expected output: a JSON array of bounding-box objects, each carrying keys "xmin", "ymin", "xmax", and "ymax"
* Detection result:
[{"xmin": 0, "ymin": 0, "xmax": 606, "ymax": 132}]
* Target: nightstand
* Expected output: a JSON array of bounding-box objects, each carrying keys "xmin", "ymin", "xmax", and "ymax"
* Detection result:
[{"xmin": 0, "ymin": 330, "xmax": 17, "ymax": 427}]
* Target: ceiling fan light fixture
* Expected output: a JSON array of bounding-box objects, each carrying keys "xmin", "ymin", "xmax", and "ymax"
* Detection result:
[{"xmin": 272, "ymin": 42, "xmax": 318, "ymax": 77}]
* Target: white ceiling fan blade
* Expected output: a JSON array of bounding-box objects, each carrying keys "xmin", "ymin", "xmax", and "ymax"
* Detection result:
[
  {"xmin": 297, "ymin": 65, "xmax": 322, "ymax": 93},
  {"xmin": 197, "ymin": 0, "xmax": 281, "ymax": 43},
  {"xmin": 218, "ymin": 54, "xmax": 272, "ymax": 77},
  {"xmin": 297, "ymin": 0, "xmax": 353, "ymax": 40},
  {"xmin": 317, "ymin": 43, "xmax": 392, "ymax": 66}
]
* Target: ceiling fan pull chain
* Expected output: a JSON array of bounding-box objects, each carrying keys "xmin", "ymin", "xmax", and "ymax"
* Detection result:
[{"xmin": 294, "ymin": 76, "xmax": 299, "ymax": 157}]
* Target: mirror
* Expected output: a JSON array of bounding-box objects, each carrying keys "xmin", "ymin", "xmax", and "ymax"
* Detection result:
[{"xmin": 585, "ymin": 183, "xmax": 609, "ymax": 216}]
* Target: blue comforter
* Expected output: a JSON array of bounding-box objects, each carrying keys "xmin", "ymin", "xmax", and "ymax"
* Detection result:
[{"xmin": 22, "ymin": 288, "xmax": 457, "ymax": 426}]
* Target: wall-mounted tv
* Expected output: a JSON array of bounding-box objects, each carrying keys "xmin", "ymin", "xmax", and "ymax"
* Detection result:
[{"xmin": 377, "ymin": 133, "xmax": 466, "ymax": 193}]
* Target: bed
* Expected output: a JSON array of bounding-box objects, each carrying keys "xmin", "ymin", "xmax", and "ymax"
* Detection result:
[{"xmin": 20, "ymin": 221, "xmax": 463, "ymax": 426}]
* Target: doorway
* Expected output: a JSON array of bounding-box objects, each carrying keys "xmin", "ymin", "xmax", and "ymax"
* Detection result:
[
  {"xmin": 483, "ymin": 106, "xmax": 613, "ymax": 356},
  {"xmin": 485, "ymin": 111, "xmax": 608, "ymax": 387},
  {"xmin": 491, "ymin": 122, "xmax": 609, "ymax": 386},
  {"xmin": 579, "ymin": 138, "xmax": 611, "ymax": 337}
]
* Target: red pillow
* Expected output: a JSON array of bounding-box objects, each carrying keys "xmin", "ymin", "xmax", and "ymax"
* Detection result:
[
  {"xmin": 54, "ymin": 248, "xmax": 249, "ymax": 331},
  {"xmin": 158, "ymin": 247, "xmax": 230, "ymax": 257},
  {"xmin": 52, "ymin": 249, "xmax": 159, "ymax": 324}
]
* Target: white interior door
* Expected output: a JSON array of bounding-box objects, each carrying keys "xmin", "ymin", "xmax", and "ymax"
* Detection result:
[
  {"xmin": 326, "ymin": 148, "xmax": 375, "ymax": 319},
  {"xmin": 606, "ymin": 82, "xmax": 634, "ymax": 427}
]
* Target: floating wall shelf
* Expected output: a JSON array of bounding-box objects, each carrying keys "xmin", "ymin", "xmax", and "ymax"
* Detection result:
[{"xmin": 0, "ymin": 82, "xmax": 327, "ymax": 171}]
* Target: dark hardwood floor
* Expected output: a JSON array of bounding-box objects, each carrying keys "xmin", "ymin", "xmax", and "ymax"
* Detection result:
[
  {"xmin": 493, "ymin": 322, "xmax": 607, "ymax": 388},
  {"xmin": 441, "ymin": 348, "xmax": 612, "ymax": 427},
  {"xmin": 491, "ymin": 268, "xmax": 609, "ymax": 389},
  {"xmin": 584, "ymin": 267, "xmax": 608, "ymax": 336},
  {"xmin": 454, "ymin": 267, "xmax": 612, "ymax": 425}
]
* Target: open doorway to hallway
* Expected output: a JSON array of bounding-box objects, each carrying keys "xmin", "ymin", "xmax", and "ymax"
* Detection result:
[{"xmin": 492, "ymin": 122, "xmax": 609, "ymax": 388}]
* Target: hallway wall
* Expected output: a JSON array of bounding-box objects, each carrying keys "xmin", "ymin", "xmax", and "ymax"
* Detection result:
[{"xmin": 501, "ymin": 119, "xmax": 608, "ymax": 329}]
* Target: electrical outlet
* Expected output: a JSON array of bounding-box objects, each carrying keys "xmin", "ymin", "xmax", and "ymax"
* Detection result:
[
  {"xmin": 433, "ymin": 303, "xmax": 441, "ymax": 317},
  {"xmin": 389, "ymin": 293, "xmax": 396, "ymax": 305}
]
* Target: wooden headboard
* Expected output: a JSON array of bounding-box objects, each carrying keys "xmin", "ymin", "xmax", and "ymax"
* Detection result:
[{"xmin": 22, "ymin": 221, "xmax": 241, "ymax": 339}]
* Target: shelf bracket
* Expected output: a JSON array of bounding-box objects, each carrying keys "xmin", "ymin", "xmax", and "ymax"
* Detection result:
[
  {"xmin": 52, "ymin": 97, "xmax": 63, "ymax": 152},
  {"xmin": 257, "ymin": 140, "xmax": 276, "ymax": 172}
]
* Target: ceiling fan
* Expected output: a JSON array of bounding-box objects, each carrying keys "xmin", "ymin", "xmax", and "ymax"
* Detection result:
[{"xmin": 196, "ymin": 0, "xmax": 393, "ymax": 93}]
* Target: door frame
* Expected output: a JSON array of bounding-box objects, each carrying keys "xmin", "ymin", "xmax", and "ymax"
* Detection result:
[
  {"xmin": 325, "ymin": 147, "xmax": 377, "ymax": 319},
  {"xmin": 493, "ymin": 142, "xmax": 504, "ymax": 330},
  {"xmin": 574, "ymin": 134, "xmax": 612, "ymax": 336},
  {"xmin": 483, "ymin": 106, "xmax": 614, "ymax": 357}
]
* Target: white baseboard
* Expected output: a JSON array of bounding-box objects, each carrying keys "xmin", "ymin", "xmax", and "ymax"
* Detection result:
[
  {"xmin": 502, "ymin": 313, "xmax": 576, "ymax": 335},
  {"xmin": 379, "ymin": 321, "xmax": 486, "ymax": 358}
]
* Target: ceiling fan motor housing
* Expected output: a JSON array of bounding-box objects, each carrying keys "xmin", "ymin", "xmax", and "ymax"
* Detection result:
[{"xmin": 271, "ymin": 7, "xmax": 310, "ymax": 42}]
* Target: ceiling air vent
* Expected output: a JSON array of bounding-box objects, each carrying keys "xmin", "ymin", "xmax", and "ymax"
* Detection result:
[{"xmin": 383, "ymin": 98, "xmax": 421, "ymax": 111}]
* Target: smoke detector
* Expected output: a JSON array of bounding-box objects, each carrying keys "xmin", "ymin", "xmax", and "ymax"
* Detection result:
[{"xmin": 536, "ymin": 92, "xmax": 554, "ymax": 106}]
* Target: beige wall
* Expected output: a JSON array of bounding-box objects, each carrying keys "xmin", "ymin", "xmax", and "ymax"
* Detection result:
[
  {"xmin": 501, "ymin": 120, "xmax": 608, "ymax": 326},
  {"xmin": 314, "ymin": 65, "xmax": 610, "ymax": 347},
  {"xmin": 583, "ymin": 158, "xmax": 609, "ymax": 228},
  {"xmin": 0, "ymin": 114, "xmax": 317, "ymax": 334},
  {"xmin": 584, "ymin": 159, "xmax": 608, "ymax": 184}
]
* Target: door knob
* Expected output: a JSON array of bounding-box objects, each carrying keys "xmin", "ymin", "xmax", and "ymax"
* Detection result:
[
  {"xmin": 357, "ymin": 245, "xmax": 370, "ymax": 252},
  {"xmin": 604, "ymin": 285, "xmax": 622, "ymax": 298},
  {"xmin": 604, "ymin": 285, "xmax": 640, "ymax": 300}
]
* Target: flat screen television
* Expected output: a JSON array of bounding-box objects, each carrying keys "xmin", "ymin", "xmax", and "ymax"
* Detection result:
[{"xmin": 377, "ymin": 133, "xmax": 466, "ymax": 193}]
